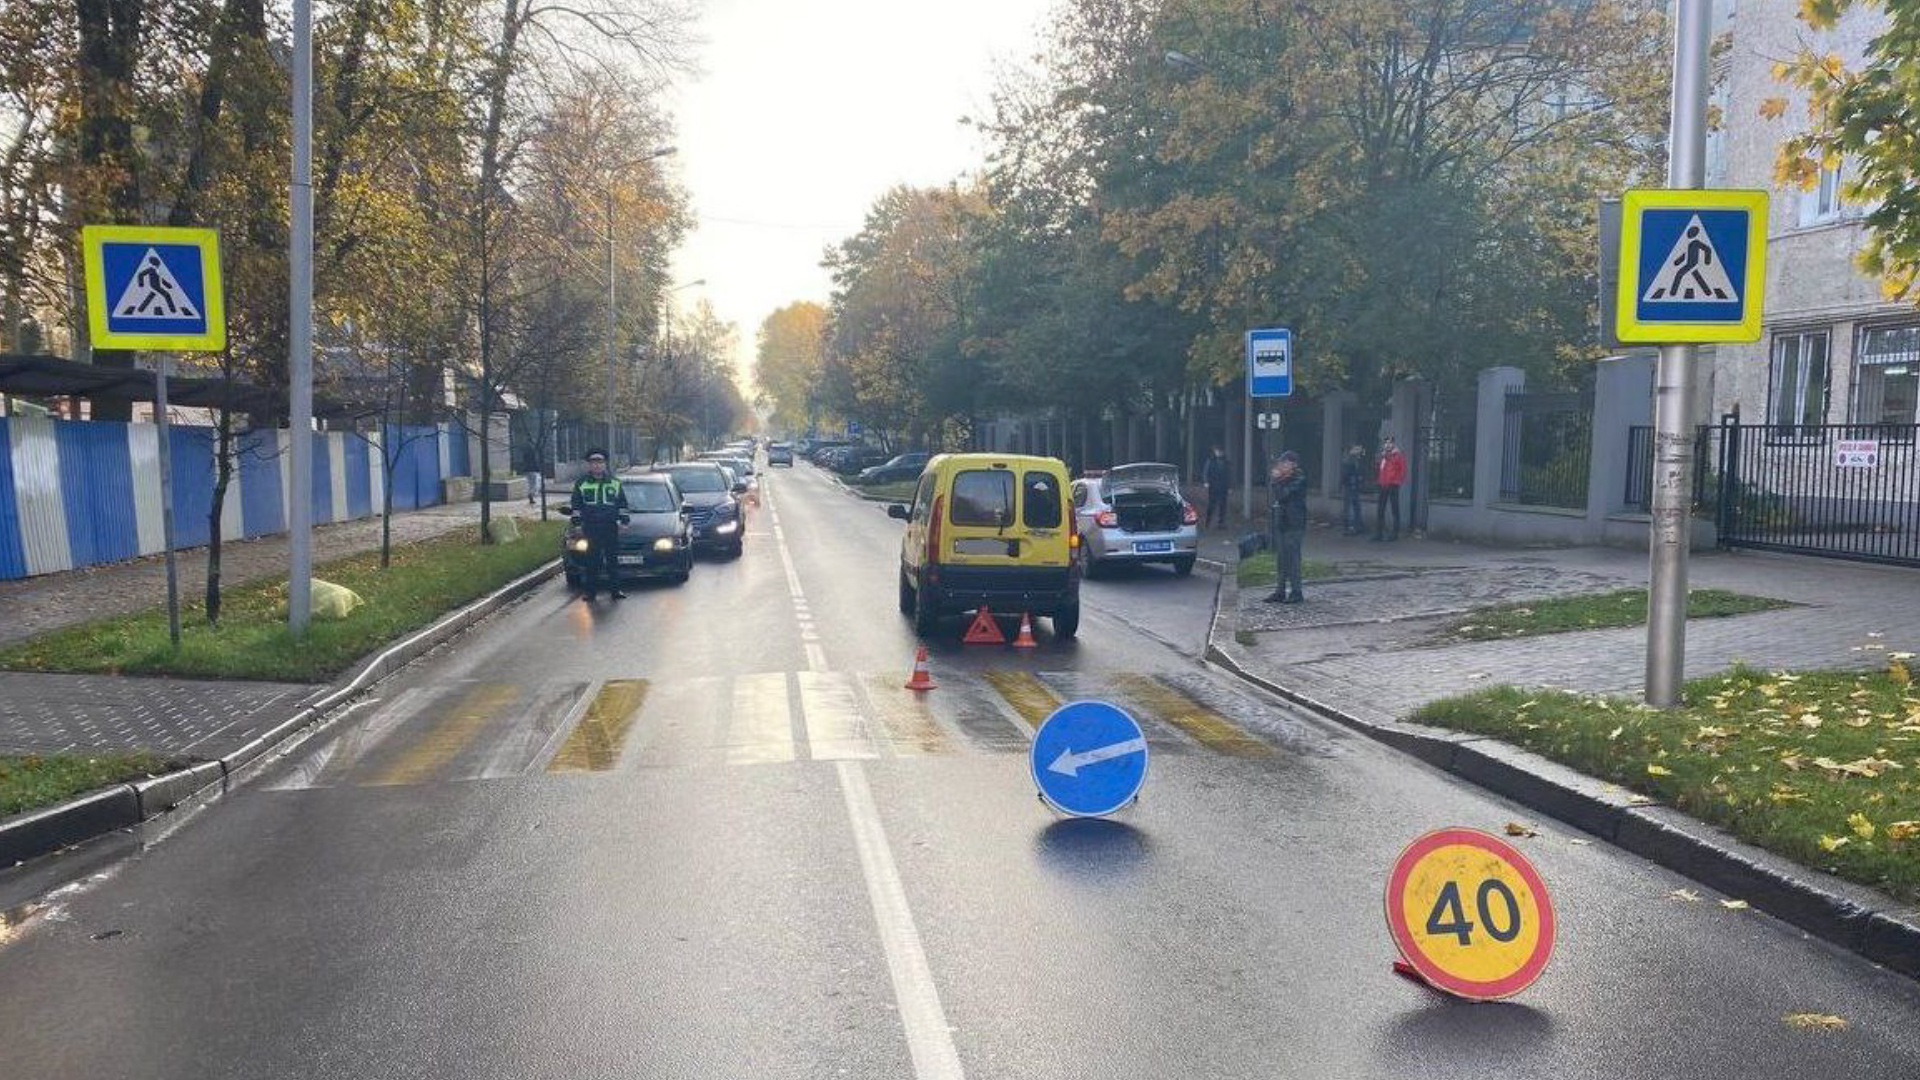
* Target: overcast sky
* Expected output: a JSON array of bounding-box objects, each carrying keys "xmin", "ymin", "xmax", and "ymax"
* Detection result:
[{"xmin": 665, "ymin": 0, "xmax": 1046, "ymax": 391}]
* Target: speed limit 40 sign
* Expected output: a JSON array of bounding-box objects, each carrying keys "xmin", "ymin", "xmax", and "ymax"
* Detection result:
[{"xmin": 1385, "ymin": 827, "xmax": 1556, "ymax": 1000}]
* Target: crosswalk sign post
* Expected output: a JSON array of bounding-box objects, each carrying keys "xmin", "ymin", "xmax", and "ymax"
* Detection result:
[
  {"xmin": 1623, "ymin": 0, "xmax": 1734, "ymax": 710},
  {"xmin": 81, "ymin": 225, "xmax": 228, "ymax": 650}
]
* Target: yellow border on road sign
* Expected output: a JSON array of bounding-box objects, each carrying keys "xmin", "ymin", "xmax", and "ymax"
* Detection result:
[
  {"xmin": 1615, "ymin": 188, "xmax": 1767, "ymax": 345},
  {"xmin": 82, "ymin": 225, "xmax": 227, "ymax": 352}
]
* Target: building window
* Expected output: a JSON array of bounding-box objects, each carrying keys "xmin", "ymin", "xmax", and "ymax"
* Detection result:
[
  {"xmin": 1853, "ymin": 324, "xmax": 1920, "ymax": 431},
  {"xmin": 1799, "ymin": 162, "xmax": 1844, "ymax": 226},
  {"xmin": 1768, "ymin": 330, "xmax": 1829, "ymax": 435}
]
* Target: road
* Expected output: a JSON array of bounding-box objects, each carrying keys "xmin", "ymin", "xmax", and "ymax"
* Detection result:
[{"xmin": 2, "ymin": 463, "xmax": 1918, "ymax": 1078}]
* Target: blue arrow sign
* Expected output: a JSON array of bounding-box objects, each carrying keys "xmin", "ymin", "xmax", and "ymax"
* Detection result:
[
  {"xmin": 1246, "ymin": 327, "xmax": 1293, "ymax": 398},
  {"xmin": 1031, "ymin": 700, "xmax": 1149, "ymax": 817}
]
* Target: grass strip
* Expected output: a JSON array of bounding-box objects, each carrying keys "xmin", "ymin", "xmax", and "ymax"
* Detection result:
[
  {"xmin": 0, "ymin": 753, "xmax": 174, "ymax": 817},
  {"xmin": 1236, "ymin": 557, "xmax": 1337, "ymax": 589},
  {"xmin": 1439, "ymin": 588, "xmax": 1790, "ymax": 641},
  {"xmin": 0, "ymin": 520, "xmax": 562, "ymax": 683},
  {"xmin": 851, "ymin": 479, "xmax": 919, "ymax": 502},
  {"xmin": 1414, "ymin": 663, "xmax": 1920, "ymax": 902}
]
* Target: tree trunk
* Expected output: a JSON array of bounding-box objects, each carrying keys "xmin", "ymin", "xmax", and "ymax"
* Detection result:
[{"xmin": 205, "ymin": 407, "xmax": 233, "ymax": 623}]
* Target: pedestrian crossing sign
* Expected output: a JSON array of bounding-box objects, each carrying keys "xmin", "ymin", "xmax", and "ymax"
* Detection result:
[
  {"xmin": 82, "ymin": 225, "xmax": 226, "ymax": 351},
  {"xmin": 1614, "ymin": 189, "xmax": 1767, "ymax": 344}
]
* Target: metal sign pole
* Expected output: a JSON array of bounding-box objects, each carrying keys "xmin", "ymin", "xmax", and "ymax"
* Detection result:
[
  {"xmin": 153, "ymin": 354, "xmax": 181, "ymax": 648},
  {"xmin": 1646, "ymin": 0, "xmax": 1712, "ymax": 707},
  {"xmin": 288, "ymin": 0, "xmax": 315, "ymax": 636},
  {"xmin": 1241, "ymin": 387, "xmax": 1253, "ymax": 521}
]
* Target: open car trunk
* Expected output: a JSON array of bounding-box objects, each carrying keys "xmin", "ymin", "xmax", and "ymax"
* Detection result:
[{"xmin": 1102, "ymin": 464, "xmax": 1184, "ymax": 533}]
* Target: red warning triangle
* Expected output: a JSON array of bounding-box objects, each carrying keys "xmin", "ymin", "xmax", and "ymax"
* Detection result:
[{"xmin": 962, "ymin": 605, "xmax": 1006, "ymax": 644}]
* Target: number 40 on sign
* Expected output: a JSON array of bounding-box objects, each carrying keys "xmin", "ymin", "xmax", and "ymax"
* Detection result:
[{"xmin": 1385, "ymin": 827, "xmax": 1556, "ymax": 1000}]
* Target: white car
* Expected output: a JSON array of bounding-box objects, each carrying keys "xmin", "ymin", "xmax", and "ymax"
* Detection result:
[{"xmin": 1071, "ymin": 463, "xmax": 1200, "ymax": 577}]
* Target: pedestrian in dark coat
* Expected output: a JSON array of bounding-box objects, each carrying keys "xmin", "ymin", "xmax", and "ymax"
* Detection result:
[
  {"xmin": 1202, "ymin": 445, "xmax": 1232, "ymax": 527},
  {"xmin": 1340, "ymin": 445, "xmax": 1366, "ymax": 535},
  {"xmin": 1267, "ymin": 451, "xmax": 1310, "ymax": 603}
]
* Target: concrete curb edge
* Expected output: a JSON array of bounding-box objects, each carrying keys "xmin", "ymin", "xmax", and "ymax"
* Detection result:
[
  {"xmin": 0, "ymin": 558, "xmax": 562, "ymax": 869},
  {"xmin": 1202, "ymin": 556, "xmax": 1920, "ymax": 980}
]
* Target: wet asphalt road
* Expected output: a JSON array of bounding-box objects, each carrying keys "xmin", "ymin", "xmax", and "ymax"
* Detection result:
[{"xmin": 2, "ymin": 463, "xmax": 1919, "ymax": 1079}]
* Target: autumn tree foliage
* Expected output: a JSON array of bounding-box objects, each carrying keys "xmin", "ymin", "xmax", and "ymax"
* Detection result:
[
  {"xmin": 1772, "ymin": 0, "xmax": 1920, "ymax": 303},
  {"xmin": 769, "ymin": 0, "xmax": 1669, "ymax": 456}
]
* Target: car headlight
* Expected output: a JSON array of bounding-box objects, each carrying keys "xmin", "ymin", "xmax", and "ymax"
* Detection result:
[
  {"xmin": 652, "ymin": 537, "xmax": 675, "ymax": 553},
  {"xmin": 715, "ymin": 520, "xmax": 739, "ymax": 534},
  {"xmin": 569, "ymin": 538, "xmax": 590, "ymax": 553}
]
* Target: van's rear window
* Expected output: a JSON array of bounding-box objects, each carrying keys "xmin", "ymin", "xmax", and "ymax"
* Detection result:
[
  {"xmin": 950, "ymin": 470, "xmax": 1015, "ymax": 526},
  {"xmin": 1022, "ymin": 472, "xmax": 1062, "ymax": 528}
]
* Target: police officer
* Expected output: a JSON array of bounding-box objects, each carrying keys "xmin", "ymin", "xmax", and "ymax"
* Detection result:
[{"xmin": 570, "ymin": 449, "xmax": 629, "ymax": 600}]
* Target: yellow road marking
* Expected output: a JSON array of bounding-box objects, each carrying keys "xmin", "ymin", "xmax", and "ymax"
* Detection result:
[
  {"xmin": 983, "ymin": 670, "xmax": 1060, "ymax": 730},
  {"xmin": 861, "ymin": 673, "xmax": 952, "ymax": 755},
  {"xmin": 548, "ymin": 679, "xmax": 650, "ymax": 772},
  {"xmin": 1115, "ymin": 674, "xmax": 1271, "ymax": 756},
  {"xmin": 364, "ymin": 682, "xmax": 521, "ymax": 786}
]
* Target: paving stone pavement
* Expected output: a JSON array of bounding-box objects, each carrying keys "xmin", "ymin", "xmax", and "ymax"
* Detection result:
[
  {"xmin": 1228, "ymin": 529, "xmax": 1920, "ymax": 721},
  {"xmin": 0, "ymin": 672, "xmax": 313, "ymax": 758},
  {"xmin": 0, "ymin": 498, "xmax": 545, "ymax": 647}
]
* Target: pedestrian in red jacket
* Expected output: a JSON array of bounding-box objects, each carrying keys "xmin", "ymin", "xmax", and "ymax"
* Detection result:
[{"xmin": 1373, "ymin": 436, "xmax": 1406, "ymax": 542}]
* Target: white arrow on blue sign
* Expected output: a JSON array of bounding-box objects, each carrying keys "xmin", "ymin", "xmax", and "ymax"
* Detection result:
[
  {"xmin": 1246, "ymin": 327, "xmax": 1293, "ymax": 398},
  {"xmin": 1031, "ymin": 700, "xmax": 1149, "ymax": 817}
]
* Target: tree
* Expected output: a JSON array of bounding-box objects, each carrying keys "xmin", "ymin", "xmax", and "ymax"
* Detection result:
[
  {"xmin": 1772, "ymin": 0, "xmax": 1920, "ymax": 303},
  {"xmin": 753, "ymin": 301, "xmax": 828, "ymax": 433}
]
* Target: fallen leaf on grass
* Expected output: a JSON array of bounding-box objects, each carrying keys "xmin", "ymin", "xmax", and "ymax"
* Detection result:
[
  {"xmin": 1647, "ymin": 763, "xmax": 1673, "ymax": 777},
  {"xmin": 1818, "ymin": 835, "xmax": 1851, "ymax": 853},
  {"xmin": 1670, "ymin": 888, "xmax": 1702, "ymax": 902},
  {"xmin": 1848, "ymin": 812, "xmax": 1876, "ymax": 839},
  {"xmin": 1887, "ymin": 821, "xmax": 1920, "ymax": 841},
  {"xmin": 1780, "ymin": 753, "xmax": 1807, "ymax": 771},
  {"xmin": 1720, "ymin": 899, "xmax": 1750, "ymax": 910},
  {"xmin": 1504, "ymin": 821, "xmax": 1538, "ymax": 838},
  {"xmin": 1783, "ymin": 1013, "xmax": 1848, "ymax": 1031}
]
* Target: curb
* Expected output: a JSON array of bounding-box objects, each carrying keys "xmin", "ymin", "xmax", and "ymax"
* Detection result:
[
  {"xmin": 1202, "ymin": 556, "xmax": 1920, "ymax": 980},
  {"xmin": 0, "ymin": 558, "xmax": 562, "ymax": 869},
  {"xmin": 826, "ymin": 473, "xmax": 906, "ymax": 503}
]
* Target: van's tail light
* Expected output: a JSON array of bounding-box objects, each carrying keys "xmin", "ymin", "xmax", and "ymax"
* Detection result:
[
  {"xmin": 1182, "ymin": 502, "xmax": 1199, "ymax": 525},
  {"xmin": 1094, "ymin": 510, "xmax": 1118, "ymax": 528},
  {"xmin": 927, "ymin": 494, "xmax": 944, "ymax": 583},
  {"xmin": 1069, "ymin": 511, "xmax": 1080, "ymax": 550}
]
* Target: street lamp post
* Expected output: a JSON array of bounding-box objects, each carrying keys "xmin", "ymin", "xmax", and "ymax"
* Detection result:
[{"xmin": 289, "ymin": 0, "xmax": 314, "ymax": 635}]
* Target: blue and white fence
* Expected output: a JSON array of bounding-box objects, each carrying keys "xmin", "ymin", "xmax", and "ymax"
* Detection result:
[{"xmin": 0, "ymin": 416, "xmax": 473, "ymax": 580}]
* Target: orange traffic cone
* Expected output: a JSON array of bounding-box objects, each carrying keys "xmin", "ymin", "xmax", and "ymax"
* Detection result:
[
  {"xmin": 904, "ymin": 646, "xmax": 938, "ymax": 691},
  {"xmin": 1012, "ymin": 611, "xmax": 1038, "ymax": 649},
  {"xmin": 963, "ymin": 605, "xmax": 1007, "ymax": 645}
]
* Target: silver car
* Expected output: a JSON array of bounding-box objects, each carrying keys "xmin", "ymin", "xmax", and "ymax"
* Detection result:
[{"xmin": 1071, "ymin": 463, "xmax": 1200, "ymax": 577}]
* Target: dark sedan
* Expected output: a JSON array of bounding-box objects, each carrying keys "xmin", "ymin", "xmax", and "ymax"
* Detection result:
[
  {"xmin": 831, "ymin": 447, "xmax": 891, "ymax": 476},
  {"xmin": 856, "ymin": 452, "xmax": 929, "ymax": 484},
  {"xmin": 651, "ymin": 461, "xmax": 746, "ymax": 556},
  {"xmin": 561, "ymin": 473, "xmax": 692, "ymax": 587}
]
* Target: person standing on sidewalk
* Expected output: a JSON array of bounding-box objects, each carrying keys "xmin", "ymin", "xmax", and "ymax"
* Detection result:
[
  {"xmin": 570, "ymin": 449, "xmax": 629, "ymax": 601},
  {"xmin": 1340, "ymin": 445, "xmax": 1366, "ymax": 535},
  {"xmin": 1202, "ymin": 445, "xmax": 1232, "ymax": 528},
  {"xmin": 1373, "ymin": 436, "xmax": 1406, "ymax": 542},
  {"xmin": 1266, "ymin": 451, "xmax": 1309, "ymax": 603}
]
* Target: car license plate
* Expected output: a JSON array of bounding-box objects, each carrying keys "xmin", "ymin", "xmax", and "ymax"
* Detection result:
[
  {"xmin": 1133, "ymin": 540, "xmax": 1173, "ymax": 554},
  {"xmin": 617, "ymin": 555, "xmax": 645, "ymax": 565}
]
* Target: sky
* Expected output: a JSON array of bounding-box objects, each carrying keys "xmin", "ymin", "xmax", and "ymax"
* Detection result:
[{"xmin": 664, "ymin": 0, "xmax": 1046, "ymax": 393}]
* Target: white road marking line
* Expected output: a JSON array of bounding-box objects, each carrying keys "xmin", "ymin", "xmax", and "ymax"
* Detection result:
[
  {"xmin": 836, "ymin": 759, "xmax": 967, "ymax": 1080},
  {"xmin": 771, "ymin": 473, "xmax": 966, "ymax": 1079}
]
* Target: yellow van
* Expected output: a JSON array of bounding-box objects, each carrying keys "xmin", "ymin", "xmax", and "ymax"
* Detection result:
[{"xmin": 889, "ymin": 453, "xmax": 1081, "ymax": 638}]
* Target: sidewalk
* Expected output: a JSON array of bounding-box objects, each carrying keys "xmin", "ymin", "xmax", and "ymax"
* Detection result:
[
  {"xmin": 0, "ymin": 496, "xmax": 554, "ymax": 761},
  {"xmin": 0, "ymin": 496, "xmax": 548, "ymax": 647},
  {"xmin": 1218, "ymin": 526, "xmax": 1920, "ymax": 727}
]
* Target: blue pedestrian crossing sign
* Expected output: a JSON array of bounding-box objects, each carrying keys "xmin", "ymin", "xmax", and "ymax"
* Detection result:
[
  {"xmin": 1614, "ymin": 189, "xmax": 1767, "ymax": 344},
  {"xmin": 1031, "ymin": 699, "xmax": 1149, "ymax": 818},
  {"xmin": 1247, "ymin": 327, "xmax": 1293, "ymax": 398},
  {"xmin": 82, "ymin": 225, "xmax": 227, "ymax": 351}
]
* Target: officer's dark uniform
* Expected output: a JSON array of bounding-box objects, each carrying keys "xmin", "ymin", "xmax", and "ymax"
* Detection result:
[{"xmin": 571, "ymin": 465, "xmax": 629, "ymax": 599}]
